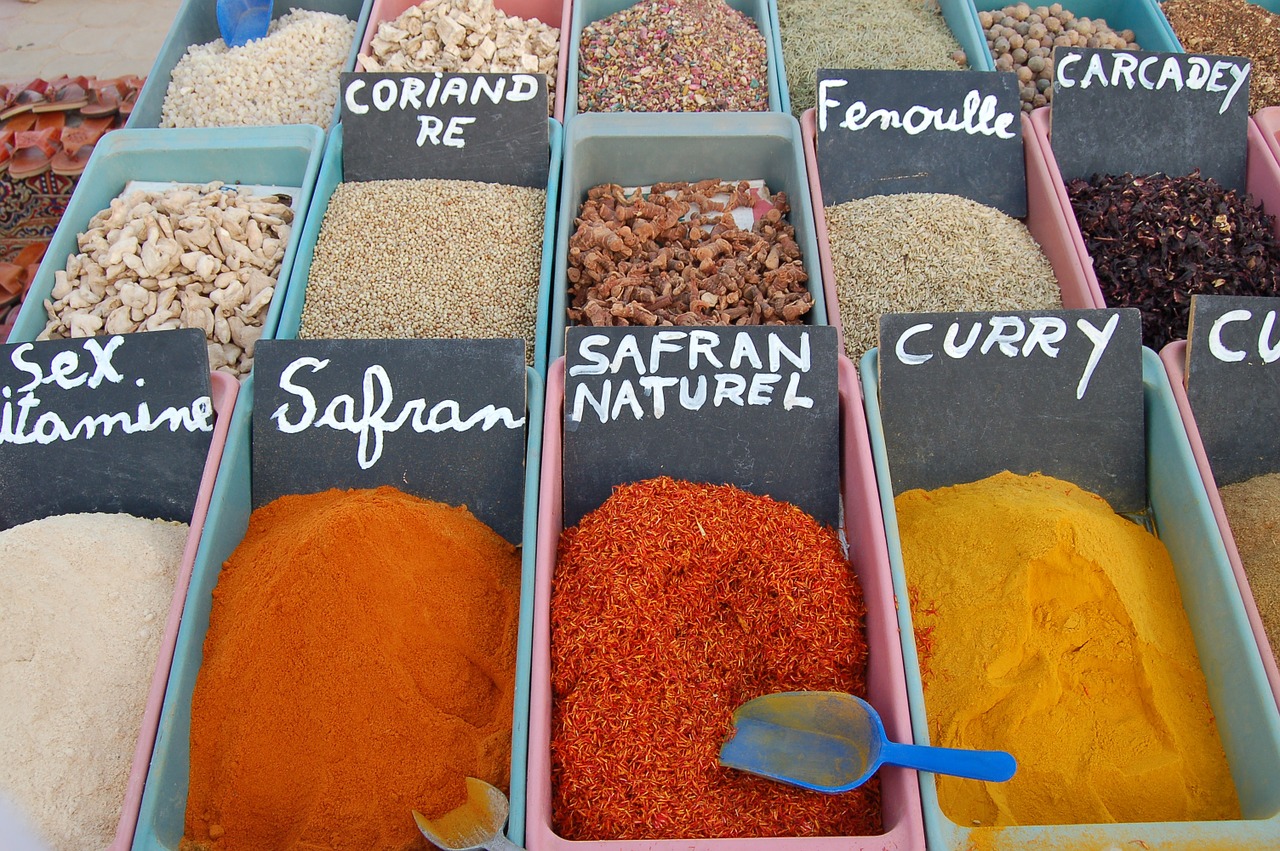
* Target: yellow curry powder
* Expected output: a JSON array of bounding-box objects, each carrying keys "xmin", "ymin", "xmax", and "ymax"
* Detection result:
[{"xmin": 895, "ymin": 471, "xmax": 1239, "ymax": 827}]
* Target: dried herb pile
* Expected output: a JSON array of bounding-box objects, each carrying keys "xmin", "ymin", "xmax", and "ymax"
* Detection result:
[
  {"xmin": 1067, "ymin": 171, "xmax": 1280, "ymax": 349},
  {"xmin": 550, "ymin": 477, "xmax": 881, "ymax": 840},
  {"xmin": 567, "ymin": 180, "xmax": 813, "ymax": 327},
  {"xmin": 1163, "ymin": 0, "xmax": 1280, "ymax": 114}
]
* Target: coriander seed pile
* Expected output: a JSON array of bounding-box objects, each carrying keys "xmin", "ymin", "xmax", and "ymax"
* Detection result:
[
  {"xmin": 981, "ymin": 3, "xmax": 1138, "ymax": 113},
  {"xmin": 567, "ymin": 180, "xmax": 813, "ymax": 328},
  {"xmin": 825, "ymin": 193, "xmax": 1060, "ymax": 361},
  {"xmin": 300, "ymin": 178, "xmax": 545, "ymax": 364},
  {"xmin": 358, "ymin": 0, "xmax": 560, "ymax": 110},
  {"xmin": 777, "ymin": 0, "xmax": 967, "ymax": 117},
  {"xmin": 576, "ymin": 0, "xmax": 769, "ymax": 113},
  {"xmin": 161, "ymin": 9, "xmax": 357, "ymax": 129}
]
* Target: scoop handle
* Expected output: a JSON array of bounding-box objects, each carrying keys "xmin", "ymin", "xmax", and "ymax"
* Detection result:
[
  {"xmin": 877, "ymin": 740, "xmax": 1017, "ymax": 782},
  {"xmin": 482, "ymin": 834, "xmax": 524, "ymax": 851}
]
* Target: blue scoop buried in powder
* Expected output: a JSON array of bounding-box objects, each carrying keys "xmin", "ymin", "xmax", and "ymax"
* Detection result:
[
  {"xmin": 720, "ymin": 691, "xmax": 1017, "ymax": 793},
  {"xmin": 216, "ymin": 0, "xmax": 273, "ymax": 47}
]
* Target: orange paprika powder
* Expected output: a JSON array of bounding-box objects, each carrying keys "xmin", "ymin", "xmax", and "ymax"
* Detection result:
[{"xmin": 181, "ymin": 486, "xmax": 521, "ymax": 851}]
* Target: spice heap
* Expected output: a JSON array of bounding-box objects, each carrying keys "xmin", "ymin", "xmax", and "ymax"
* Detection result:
[
  {"xmin": 577, "ymin": 0, "xmax": 769, "ymax": 112},
  {"xmin": 824, "ymin": 193, "xmax": 1060, "ymax": 362},
  {"xmin": 358, "ymin": 0, "xmax": 560, "ymax": 109},
  {"xmin": 777, "ymin": 0, "xmax": 966, "ymax": 116},
  {"xmin": 551, "ymin": 477, "xmax": 881, "ymax": 840},
  {"xmin": 1164, "ymin": 0, "xmax": 1280, "ymax": 113},
  {"xmin": 40, "ymin": 182, "xmax": 294, "ymax": 377},
  {"xmin": 1067, "ymin": 171, "xmax": 1280, "ymax": 350},
  {"xmin": 568, "ymin": 180, "xmax": 812, "ymax": 328},
  {"xmin": 182, "ymin": 487, "xmax": 521, "ymax": 851},
  {"xmin": 0, "ymin": 513, "xmax": 188, "ymax": 849},
  {"xmin": 1219, "ymin": 472, "xmax": 1280, "ymax": 670},
  {"xmin": 300, "ymin": 178, "xmax": 545, "ymax": 364},
  {"xmin": 161, "ymin": 9, "xmax": 356, "ymax": 129},
  {"xmin": 981, "ymin": 3, "xmax": 1138, "ymax": 113},
  {"xmin": 896, "ymin": 471, "xmax": 1240, "ymax": 826}
]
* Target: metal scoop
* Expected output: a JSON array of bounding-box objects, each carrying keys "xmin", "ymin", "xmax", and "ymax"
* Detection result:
[
  {"xmin": 215, "ymin": 0, "xmax": 273, "ymax": 47},
  {"xmin": 719, "ymin": 691, "xmax": 1017, "ymax": 793},
  {"xmin": 413, "ymin": 777, "xmax": 523, "ymax": 851}
]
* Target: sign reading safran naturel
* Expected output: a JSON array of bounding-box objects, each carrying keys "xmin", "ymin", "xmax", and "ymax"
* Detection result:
[
  {"xmin": 252, "ymin": 338, "xmax": 527, "ymax": 543},
  {"xmin": 1186, "ymin": 294, "xmax": 1280, "ymax": 487},
  {"xmin": 0, "ymin": 328, "xmax": 214, "ymax": 530},
  {"xmin": 1051, "ymin": 48, "xmax": 1250, "ymax": 192},
  {"xmin": 878, "ymin": 308, "xmax": 1145, "ymax": 512},
  {"xmin": 340, "ymin": 71, "xmax": 549, "ymax": 186},
  {"xmin": 562, "ymin": 325, "xmax": 840, "ymax": 528},
  {"xmin": 816, "ymin": 68, "xmax": 1026, "ymax": 216}
]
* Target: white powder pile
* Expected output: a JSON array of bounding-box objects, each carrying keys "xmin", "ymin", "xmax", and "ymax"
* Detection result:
[
  {"xmin": 161, "ymin": 8, "xmax": 357, "ymax": 129},
  {"xmin": 0, "ymin": 513, "xmax": 188, "ymax": 849}
]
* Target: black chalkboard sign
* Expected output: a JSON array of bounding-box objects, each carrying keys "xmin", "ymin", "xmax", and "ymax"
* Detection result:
[
  {"xmin": 878, "ymin": 309, "xmax": 1145, "ymax": 511},
  {"xmin": 562, "ymin": 325, "xmax": 840, "ymax": 528},
  {"xmin": 1051, "ymin": 48, "xmax": 1250, "ymax": 192},
  {"xmin": 1185, "ymin": 295, "xmax": 1280, "ymax": 486},
  {"xmin": 341, "ymin": 71, "xmax": 549, "ymax": 186},
  {"xmin": 816, "ymin": 69, "xmax": 1026, "ymax": 216},
  {"xmin": 253, "ymin": 338, "xmax": 527, "ymax": 543},
  {"xmin": 0, "ymin": 328, "xmax": 214, "ymax": 530}
]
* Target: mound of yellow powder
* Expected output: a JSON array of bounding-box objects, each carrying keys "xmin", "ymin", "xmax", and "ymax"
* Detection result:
[{"xmin": 896, "ymin": 471, "xmax": 1239, "ymax": 827}]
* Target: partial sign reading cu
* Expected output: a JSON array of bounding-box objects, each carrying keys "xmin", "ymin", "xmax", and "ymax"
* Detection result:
[
  {"xmin": 1051, "ymin": 48, "xmax": 1250, "ymax": 192},
  {"xmin": 878, "ymin": 308, "xmax": 1145, "ymax": 511},
  {"xmin": 816, "ymin": 68, "xmax": 1026, "ymax": 216},
  {"xmin": 340, "ymin": 71, "xmax": 549, "ymax": 186},
  {"xmin": 562, "ymin": 325, "xmax": 840, "ymax": 528},
  {"xmin": 1185, "ymin": 294, "xmax": 1280, "ymax": 486},
  {"xmin": 253, "ymin": 338, "xmax": 527, "ymax": 543},
  {"xmin": 0, "ymin": 328, "xmax": 215, "ymax": 530}
]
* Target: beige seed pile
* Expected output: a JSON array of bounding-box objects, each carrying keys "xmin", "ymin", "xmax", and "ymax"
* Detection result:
[
  {"xmin": 1218, "ymin": 472, "xmax": 1280, "ymax": 671},
  {"xmin": 778, "ymin": 0, "xmax": 967, "ymax": 117},
  {"xmin": 161, "ymin": 9, "xmax": 357, "ymax": 129},
  {"xmin": 825, "ymin": 193, "xmax": 1060, "ymax": 361},
  {"xmin": 300, "ymin": 179, "xmax": 545, "ymax": 364},
  {"xmin": 358, "ymin": 0, "xmax": 559, "ymax": 106}
]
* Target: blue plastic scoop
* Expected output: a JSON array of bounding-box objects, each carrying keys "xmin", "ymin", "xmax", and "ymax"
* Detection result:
[
  {"xmin": 216, "ymin": 0, "xmax": 273, "ymax": 47},
  {"xmin": 719, "ymin": 692, "xmax": 1017, "ymax": 793}
]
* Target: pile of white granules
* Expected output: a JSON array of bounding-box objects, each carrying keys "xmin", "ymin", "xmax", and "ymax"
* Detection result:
[
  {"xmin": 160, "ymin": 8, "xmax": 357, "ymax": 129},
  {"xmin": 0, "ymin": 513, "xmax": 188, "ymax": 849}
]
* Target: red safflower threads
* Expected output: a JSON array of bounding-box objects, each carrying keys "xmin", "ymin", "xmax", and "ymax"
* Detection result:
[{"xmin": 550, "ymin": 477, "xmax": 882, "ymax": 840}]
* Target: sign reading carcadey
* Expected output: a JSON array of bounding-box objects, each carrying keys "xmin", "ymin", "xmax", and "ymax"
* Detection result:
[
  {"xmin": 340, "ymin": 71, "xmax": 549, "ymax": 186},
  {"xmin": 1186, "ymin": 294, "xmax": 1280, "ymax": 486},
  {"xmin": 877, "ymin": 308, "xmax": 1145, "ymax": 512},
  {"xmin": 1050, "ymin": 48, "xmax": 1250, "ymax": 192},
  {"xmin": 0, "ymin": 328, "xmax": 214, "ymax": 530},
  {"xmin": 816, "ymin": 68, "xmax": 1026, "ymax": 217},
  {"xmin": 562, "ymin": 325, "xmax": 840, "ymax": 528},
  {"xmin": 252, "ymin": 338, "xmax": 528, "ymax": 544}
]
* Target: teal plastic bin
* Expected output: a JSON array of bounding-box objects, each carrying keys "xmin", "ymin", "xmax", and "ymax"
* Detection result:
[
  {"xmin": 770, "ymin": 0, "xmax": 991, "ymax": 117},
  {"xmin": 131, "ymin": 367, "xmax": 545, "ymax": 850},
  {"xmin": 274, "ymin": 119, "xmax": 563, "ymax": 376},
  {"xmin": 565, "ymin": 0, "xmax": 784, "ymax": 120},
  {"xmin": 127, "ymin": 0, "xmax": 373, "ymax": 130},
  {"xmin": 549, "ymin": 112, "xmax": 827, "ymax": 362},
  {"xmin": 8, "ymin": 126, "xmax": 326, "ymax": 349},
  {"xmin": 972, "ymin": 0, "xmax": 1180, "ymax": 55},
  {"xmin": 859, "ymin": 346, "xmax": 1280, "ymax": 851}
]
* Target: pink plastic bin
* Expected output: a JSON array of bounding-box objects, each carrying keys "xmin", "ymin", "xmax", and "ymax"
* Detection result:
[
  {"xmin": 799, "ymin": 108, "xmax": 1102, "ymax": 359},
  {"xmin": 1254, "ymin": 107, "xmax": 1280, "ymax": 174},
  {"xmin": 357, "ymin": 0, "xmax": 572, "ymax": 121},
  {"xmin": 524, "ymin": 356, "xmax": 926, "ymax": 851},
  {"xmin": 1026, "ymin": 106, "xmax": 1280, "ymax": 310},
  {"xmin": 1158, "ymin": 341, "xmax": 1280, "ymax": 715},
  {"xmin": 110, "ymin": 370, "xmax": 239, "ymax": 850}
]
